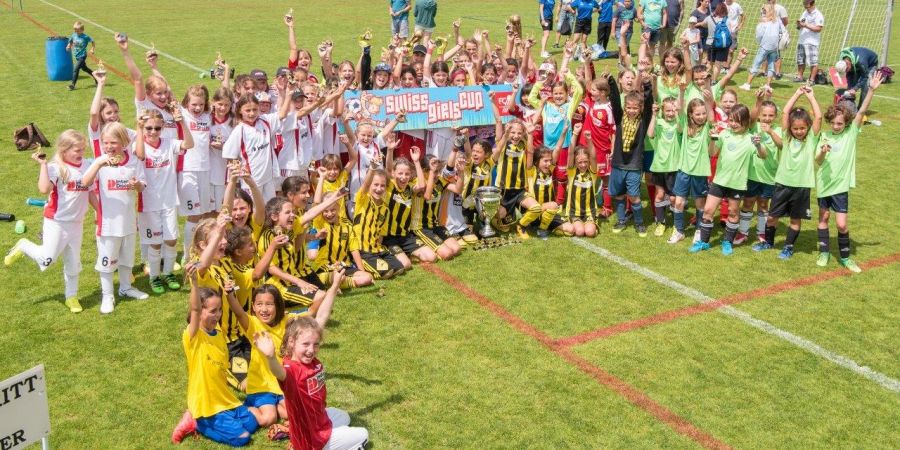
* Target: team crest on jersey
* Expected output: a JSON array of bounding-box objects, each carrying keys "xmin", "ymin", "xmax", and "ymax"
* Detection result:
[
  {"xmin": 66, "ymin": 180, "xmax": 90, "ymax": 192},
  {"xmin": 727, "ymin": 142, "xmax": 737, "ymax": 152},
  {"xmin": 663, "ymin": 129, "xmax": 676, "ymax": 141},
  {"xmin": 107, "ymin": 179, "xmax": 131, "ymax": 191},
  {"xmin": 829, "ymin": 143, "xmax": 842, "ymax": 154},
  {"xmin": 536, "ymin": 176, "xmax": 553, "ymax": 186},
  {"xmin": 392, "ymin": 194, "xmax": 412, "ymax": 207},
  {"xmin": 189, "ymin": 120, "xmax": 210, "ymax": 132},
  {"xmin": 306, "ymin": 366, "xmax": 326, "ymax": 395},
  {"xmin": 505, "ymin": 148, "xmax": 523, "ymax": 158},
  {"xmin": 574, "ymin": 178, "xmax": 593, "ymax": 189}
]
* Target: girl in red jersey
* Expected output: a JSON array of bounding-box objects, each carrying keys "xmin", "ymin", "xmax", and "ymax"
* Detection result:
[{"xmin": 254, "ymin": 316, "xmax": 368, "ymax": 450}]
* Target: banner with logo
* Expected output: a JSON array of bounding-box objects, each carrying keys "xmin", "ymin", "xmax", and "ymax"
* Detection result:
[{"xmin": 343, "ymin": 85, "xmax": 515, "ymax": 131}]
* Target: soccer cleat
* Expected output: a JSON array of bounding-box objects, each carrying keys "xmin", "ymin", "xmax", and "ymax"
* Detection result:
[
  {"xmin": 667, "ymin": 230, "xmax": 685, "ymax": 244},
  {"xmin": 171, "ymin": 410, "xmax": 197, "ymax": 444},
  {"xmin": 778, "ymin": 246, "xmax": 794, "ymax": 260},
  {"xmin": 612, "ymin": 221, "xmax": 627, "ymax": 233},
  {"xmin": 100, "ymin": 294, "xmax": 116, "ymax": 314},
  {"xmin": 65, "ymin": 297, "xmax": 83, "ymax": 313},
  {"xmin": 163, "ymin": 273, "xmax": 182, "ymax": 290},
  {"xmin": 839, "ymin": 258, "xmax": 862, "ymax": 273},
  {"xmin": 119, "ymin": 287, "xmax": 149, "ymax": 300},
  {"xmin": 150, "ymin": 277, "xmax": 166, "ymax": 295},
  {"xmin": 653, "ymin": 222, "xmax": 666, "ymax": 237},
  {"xmin": 816, "ymin": 252, "xmax": 830, "ymax": 267},
  {"xmin": 721, "ymin": 241, "xmax": 734, "ymax": 256},
  {"xmin": 733, "ymin": 232, "xmax": 748, "ymax": 246},
  {"xmin": 4, "ymin": 239, "xmax": 25, "ymax": 267},
  {"xmin": 636, "ymin": 224, "xmax": 648, "ymax": 237},
  {"xmin": 516, "ymin": 225, "xmax": 530, "ymax": 240},
  {"xmin": 739, "ymin": 83, "xmax": 752, "ymax": 91},
  {"xmin": 751, "ymin": 241, "xmax": 774, "ymax": 252},
  {"xmin": 692, "ymin": 229, "xmax": 701, "ymax": 244},
  {"xmin": 688, "ymin": 241, "xmax": 710, "ymax": 253},
  {"xmin": 536, "ymin": 229, "xmax": 550, "ymax": 240}
]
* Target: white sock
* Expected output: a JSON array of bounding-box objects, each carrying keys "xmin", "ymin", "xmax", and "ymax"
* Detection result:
[
  {"xmin": 140, "ymin": 244, "xmax": 148, "ymax": 264},
  {"xmin": 64, "ymin": 272, "xmax": 79, "ymax": 298},
  {"xmin": 148, "ymin": 246, "xmax": 162, "ymax": 278},
  {"xmin": 183, "ymin": 221, "xmax": 198, "ymax": 260},
  {"xmin": 757, "ymin": 211, "xmax": 768, "ymax": 236},
  {"xmin": 162, "ymin": 244, "xmax": 177, "ymax": 275},
  {"xmin": 99, "ymin": 271, "xmax": 115, "ymax": 296},
  {"xmin": 118, "ymin": 266, "xmax": 133, "ymax": 291}
]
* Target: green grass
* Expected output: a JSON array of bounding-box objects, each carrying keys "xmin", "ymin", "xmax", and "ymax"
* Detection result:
[{"xmin": 1, "ymin": 1, "xmax": 899, "ymax": 449}]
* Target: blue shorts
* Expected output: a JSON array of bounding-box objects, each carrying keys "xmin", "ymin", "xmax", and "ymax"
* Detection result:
[
  {"xmin": 244, "ymin": 392, "xmax": 284, "ymax": 408},
  {"xmin": 642, "ymin": 150, "xmax": 654, "ymax": 172},
  {"xmin": 608, "ymin": 168, "xmax": 642, "ymax": 197},
  {"xmin": 746, "ymin": 180, "xmax": 774, "ymax": 199},
  {"xmin": 673, "ymin": 171, "xmax": 709, "ymax": 198},
  {"xmin": 817, "ymin": 192, "xmax": 849, "ymax": 213},
  {"xmin": 196, "ymin": 405, "xmax": 259, "ymax": 447}
]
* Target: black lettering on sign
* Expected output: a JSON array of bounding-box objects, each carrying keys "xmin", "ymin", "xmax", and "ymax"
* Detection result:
[{"xmin": 0, "ymin": 429, "xmax": 27, "ymax": 450}]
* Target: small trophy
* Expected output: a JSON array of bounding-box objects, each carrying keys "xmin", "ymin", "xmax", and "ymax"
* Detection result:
[
  {"xmin": 433, "ymin": 35, "xmax": 449, "ymax": 56},
  {"xmin": 107, "ymin": 153, "xmax": 123, "ymax": 166},
  {"xmin": 146, "ymin": 42, "xmax": 157, "ymax": 59},
  {"xmin": 95, "ymin": 60, "xmax": 107, "ymax": 76},
  {"xmin": 358, "ymin": 29, "xmax": 373, "ymax": 49},
  {"xmin": 115, "ymin": 32, "xmax": 127, "ymax": 43},
  {"xmin": 474, "ymin": 186, "xmax": 502, "ymax": 238},
  {"xmin": 285, "ymin": 7, "xmax": 293, "ymax": 21}
]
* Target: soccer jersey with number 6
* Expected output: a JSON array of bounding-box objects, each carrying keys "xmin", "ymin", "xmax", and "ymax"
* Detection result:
[{"xmin": 95, "ymin": 152, "xmax": 144, "ymax": 237}]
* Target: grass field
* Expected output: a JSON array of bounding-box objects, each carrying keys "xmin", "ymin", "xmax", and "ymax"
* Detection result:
[{"xmin": 1, "ymin": 0, "xmax": 899, "ymax": 449}]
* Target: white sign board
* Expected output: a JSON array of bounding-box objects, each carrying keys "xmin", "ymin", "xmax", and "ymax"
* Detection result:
[{"xmin": 0, "ymin": 365, "xmax": 50, "ymax": 450}]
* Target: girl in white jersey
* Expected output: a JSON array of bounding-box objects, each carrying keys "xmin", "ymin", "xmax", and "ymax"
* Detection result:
[
  {"xmin": 209, "ymin": 87, "xmax": 234, "ymax": 211},
  {"xmin": 134, "ymin": 110, "xmax": 194, "ymax": 295},
  {"xmin": 116, "ymin": 33, "xmax": 179, "ymax": 140},
  {"xmin": 5, "ymin": 131, "xmax": 92, "ymax": 313},
  {"xmin": 81, "ymin": 122, "xmax": 149, "ymax": 314},
  {"xmin": 344, "ymin": 112, "xmax": 404, "ymax": 215},
  {"xmin": 222, "ymin": 95, "xmax": 285, "ymax": 200},
  {"xmin": 88, "ymin": 70, "xmax": 136, "ymax": 157},
  {"xmin": 177, "ymin": 85, "xmax": 214, "ymax": 261},
  {"xmin": 279, "ymin": 83, "xmax": 347, "ymax": 188}
]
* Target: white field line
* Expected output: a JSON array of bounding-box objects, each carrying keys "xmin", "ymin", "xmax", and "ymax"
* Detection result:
[
  {"xmin": 570, "ymin": 238, "xmax": 900, "ymax": 394},
  {"xmin": 38, "ymin": 0, "xmax": 205, "ymax": 73}
]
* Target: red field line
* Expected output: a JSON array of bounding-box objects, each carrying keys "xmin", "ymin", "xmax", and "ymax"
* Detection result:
[
  {"xmin": 1, "ymin": 0, "xmax": 130, "ymax": 82},
  {"xmin": 423, "ymin": 263, "xmax": 733, "ymax": 450},
  {"xmin": 554, "ymin": 252, "xmax": 900, "ymax": 348}
]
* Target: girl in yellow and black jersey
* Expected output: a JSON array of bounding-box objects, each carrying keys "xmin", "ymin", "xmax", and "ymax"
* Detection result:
[
  {"xmin": 412, "ymin": 153, "xmax": 464, "ymax": 260},
  {"xmin": 383, "ymin": 143, "xmax": 434, "ymax": 268},
  {"xmin": 525, "ymin": 122, "xmax": 575, "ymax": 239},
  {"xmin": 565, "ymin": 123, "xmax": 598, "ymax": 237}
]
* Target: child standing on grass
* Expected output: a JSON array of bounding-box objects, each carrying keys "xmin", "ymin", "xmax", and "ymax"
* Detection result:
[
  {"xmin": 814, "ymin": 73, "xmax": 882, "ymax": 273},
  {"xmin": 5, "ymin": 131, "xmax": 91, "ymax": 313},
  {"xmin": 253, "ymin": 317, "xmax": 369, "ymax": 450},
  {"xmin": 753, "ymin": 85, "xmax": 821, "ymax": 259},
  {"xmin": 736, "ymin": 90, "xmax": 782, "ymax": 245},
  {"xmin": 646, "ymin": 89, "xmax": 685, "ymax": 238},
  {"xmin": 209, "ymin": 87, "xmax": 235, "ymax": 209},
  {"xmin": 565, "ymin": 124, "xmax": 599, "ymax": 237},
  {"xmin": 66, "ymin": 21, "xmax": 95, "ymax": 91},
  {"xmin": 670, "ymin": 91, "xmax": 716, "ymax": 245},
  {"xmin": 80, "ymin": 122, "xmax": 149, "ymax": 314},
  {"xmin": 178, "ymin": 85, "xmax": 214, "ymax": 260}
]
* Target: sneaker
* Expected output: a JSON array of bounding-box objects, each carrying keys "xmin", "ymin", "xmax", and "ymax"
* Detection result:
[
  {"xmin": 721, "ymin": 241, "xmax": 734, "ymax": 256},
  {"xmin": 756, "ymin": 233, "xmax": 766, "ymax": 242},
  {"xmin": 751, "ymin": 241, "xmax": 774, "ymax": 252},
  {"xmin": 839, "ymin": 258, "xmax": 862, "ymax": 273},
  {"xmin": 733, "ymin": 232, "xmax": 748, "ymax": 246},
  {"xmin": 100, "ymin": 294, "xmax": 116, "ymax": 314},
  {"xmin": 612, "ymin": 220, "xmax": 627, "ymax": 233},
  {"xmin": 816, "ymin": 251, "xmax": 830, "ymax": 267},
  {"xmin": 667, "ymin": 230, "xmax": 685, "ymax": 244},
  {"xmin": 67, "ymin": 84, "xmax": 75, "ymax": 91},
  {"xmin": 163, "ymin": 273, "xmax": 182, "ymax": 290},
  {"xmin": 64, "ymin": 297, "xmax": 83, "ymax": 313},
  {"xmin": 739, "ymin": 83, "xmax": 751, "ymax": 91},
  {"xmin": 689, "ymin": 241, "xmax": 711, "ymax": 253},
  {"xmin": 792, "ymin": 75, "xmax": 804, "ymax": 83},
  {"xmin": 692, "ymin": 229, "xmax": 701, "ymax": 244},
  {"xmin": 653, "ymin": 222, "xmax": 666, "ymax": 237},
  {"xmin": 778, "ymin": 246, "xmax": 794, "ymax": 260},
  {"xmin": 775, "ymin": 72, "xmax": 783, "ymax": 80},
  {"xmin": 4, "ymin": 238, "xmax": 25, "ymax": 267},
  {"xmin": 516, "ymin": 225, "xmax": 530, "ymax": 240},
  {"xmin": 536, "ymin": 229, "xmax": 550, "ymax": 240},
  {"xmin": 171, "ymin": 410, "xmax": 197, "ymax": 444},
  {"xmin": 636, "ymin": 224, "xmax": 648, "ymax": 237},
  {"xmin": 150, "ymin": 277, "xmax": 166, "ymax": 295},
  {"xmin": 540, "ymin": 51, "xmax": 551, "ymax": 58},
  {"xmin": 553, "ymin": 43, "xmax": 561, "ymax": 49},
  {"xmin": 119, "ymin": 287, "xmax": 149, "ymax": 300}
]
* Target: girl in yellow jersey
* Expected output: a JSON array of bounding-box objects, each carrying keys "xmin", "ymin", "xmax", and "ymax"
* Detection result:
[
  {"xmin": 460, "ymin": 138, "xmax": 495, "ymax": 239},
  {"xmin": 525, "ymin": 126, "xmax": 575, "ymax": 239},
  {"xmin": 566, "ymin": 123, "xmax": 599, "ymax": 237},
  {"xmin": 221, "ymin": 165, "xmax": 267, "ymax": 243},
  {"xmin": 383, "ymin": 145, "xmax": 435, "ymax": 267},
  {"xmin": 311, "ymin": 201, "xmax": 374, "ymax": 289},
  {"xmin": 354, "ymin": 156, "xmax": 406, "ymax": 279},
  {"xmin": 170, "ymin": 273, "xmax": 258, "ymax": 445},
  {"xmin": 224, "ymin": 275, "xmax": 342, "ymax": 428},
  {"xmin": 412, "ymin": 154, "xmax": 464, "ymax": 260}
]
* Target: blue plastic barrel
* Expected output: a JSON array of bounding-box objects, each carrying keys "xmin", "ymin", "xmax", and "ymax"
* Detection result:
[{"xmin": 46, "ymin": 36, "xmax": 73, "ymax": 81}]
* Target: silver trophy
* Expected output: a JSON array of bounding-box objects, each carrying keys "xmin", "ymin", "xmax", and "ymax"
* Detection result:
[{"xmin": 474, "ymin": 186, "xmax": 502, "ymax": 238}]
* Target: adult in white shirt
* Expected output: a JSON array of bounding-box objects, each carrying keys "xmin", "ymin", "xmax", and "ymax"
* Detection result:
[
  {"xmin": 794, "ymin": 0, "xmax": 824, "ymax": 83},
  {"xmin": 724, "ymin": 0, "xmax": 744, "ymax": 64}
]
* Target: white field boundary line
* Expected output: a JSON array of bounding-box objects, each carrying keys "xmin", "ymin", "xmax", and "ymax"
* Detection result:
[
  {"xmin": 570, "ymin": 238, "xmax": 900, "ymax": 394},
  {"xmin": 38, "ymin": 0, "xmax": 205, "ymax": 73}
]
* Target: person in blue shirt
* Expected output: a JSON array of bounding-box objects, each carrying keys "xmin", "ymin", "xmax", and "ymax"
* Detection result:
[
  {"xmin": 389, "ymin": 0, "xmax": 411, "ymax": 39},
  {"xmin": 539, "ymin": 0, "xmax": 557, "ymax": 58},
  {"xmin": 834, "ymin": 47, "xmax": 880, "ymax": 110},
  {"xmin": 596, "ymin": 0, "xmax": 615, "ymax": 53},
  {"xmin": 572, "ymin": 0, "xmax": 599, "ymax": 60},
  {"xmin": 65, "ymin": 21, "xmax": 95, "ymax": 91}
]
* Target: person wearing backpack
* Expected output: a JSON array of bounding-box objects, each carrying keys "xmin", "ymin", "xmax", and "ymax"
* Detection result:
[{"xmin": 701, "ymin": 3, "xmax": 732, "ymax": 82}]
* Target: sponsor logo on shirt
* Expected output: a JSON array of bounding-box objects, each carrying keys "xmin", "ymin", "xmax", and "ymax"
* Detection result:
[
  {"xmin": 392, "ymin": 194, "xmax": 412, "ymax": 207},
  {"xmin": 306, "ymin": 367, "xmax": 326, "ymax": 395},
  {"xmin": 66, "ymin": 180, "xmax": 90, "ymax": 192},
  {"xmin": 107, "ymin": 179, "xmax": 132, "ymax": 191},
  {"xmin": 189, "ymin": 120, "xmax": 210, "ymax": 132},
  {"xmin": 145, "ymin": 157, "xmax": 171, "ymax": 169}
]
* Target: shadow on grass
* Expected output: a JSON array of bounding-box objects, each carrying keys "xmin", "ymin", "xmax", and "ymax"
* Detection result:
[
  {"xmin": 331, "ymin": 372, "xmax": 383, "ymax": 385},
  {"xmin": 33, "ymin": 289, "xmax": 102, "ymax": 310},
  {"xmin": 348, "ymin": 392, "xmax": 406, "ymax": 448}
]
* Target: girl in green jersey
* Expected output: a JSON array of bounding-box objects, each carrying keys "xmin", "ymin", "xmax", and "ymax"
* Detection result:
[{"xmin": 737, "ymin": 89, "xmax": 783, "ymax": 245}]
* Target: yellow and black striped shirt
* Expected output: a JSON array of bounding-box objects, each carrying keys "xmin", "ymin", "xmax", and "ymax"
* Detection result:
[
  {"xmin": 312, "ymin": 216, "xmax": 359, "ymax": 271},
  {"xmin": 385, "ymin": 179, "xmax": 415, "ymax": 237},
  {"xmin": 257, "ymin": 227, "xmax": 313, "ymax": 292},
  {"xmin": 413, "ymin": 175, "xmax": 449, "ymax": 230},
  {"xmin": 566, "ymin": 168, "xmax": 597, "ymax": 220},
  {"xmin": 219, "ymin": 257, "xmax": 257, "ymax": 342},
  {"xmin": 323, "ymin": 171, "xmax": 350, "ymax": 218},
  {"xmin": 496, "ymin": 141, "xmax": 527, "ymax": 190},
  {"xmin": 527, "ymin": 167, "xmax": 555, "ymax": 205},
  {"xmin": 353, "ymin": 189, "xmax": 388, "ymax": 252},
  {"xmin": 462, "ymin": 159, "xmax": 495, "ymax": 205},
  {"xmin": 193, "ymin": 259, "xmax": 241, "ymax": 343}
]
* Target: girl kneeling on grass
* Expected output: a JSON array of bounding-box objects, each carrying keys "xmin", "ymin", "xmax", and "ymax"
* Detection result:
[
  {"xmin": 254, "ymin": 314, "xmax": 369, "ymax": 450},
  {"xmin": 565, "ymin": 124, "xmax": 599, "ymax": 237}
]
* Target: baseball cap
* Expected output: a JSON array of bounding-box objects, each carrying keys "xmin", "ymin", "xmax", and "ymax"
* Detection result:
[
  {"xmin": 254, "ymin": 92, "xmax": 272, "ymax": 103},
  {"xmin": 374, "ymin": 62, "xmax": 392, "ymax": 73},
  {"xmin": 688, "ymin": 15, "xmax": 698, "ymax": 23},
  {"xmin": 413, "ymin": 44, "xmax": 427, "ymax": 54},
  {"xmin": 276, "ymin": 66, "xmax": 290, "ymax": 77},
  {"xmin": 250, "ymin": 69, "xmax": 267, "ymax": 79},
  {"xmin": 290, "ymin": 90, "xmax": 307, "ymax": 101}
]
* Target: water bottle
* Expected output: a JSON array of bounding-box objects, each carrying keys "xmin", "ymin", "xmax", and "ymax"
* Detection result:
[
  {"xmin": 26, "ymin": 198, "xmax": 47, "ymax": 207},
  {"xmin": 0, "ymin": 213, "xmax": 14, "ymax": 222}
]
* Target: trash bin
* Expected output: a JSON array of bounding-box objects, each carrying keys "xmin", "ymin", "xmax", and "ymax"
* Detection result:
[{"xmin": 46, "ymin": 36, "xmax": 73, "ymax": 81}]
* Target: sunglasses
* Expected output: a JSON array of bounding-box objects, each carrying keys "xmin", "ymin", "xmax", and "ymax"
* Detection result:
[{"xmin": 144, "ymin": 126, "xmax": 162, "ymax": 131}]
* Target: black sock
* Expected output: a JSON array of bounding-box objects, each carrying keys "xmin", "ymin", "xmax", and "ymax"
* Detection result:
[
  {"xmin": 817, "ymin": 228, "xmax": 830, "ymax": 252},
  {"xmin": 700, "ymin": 219, "xmax": 714, "ymax": 243},
  {"xmin": 724, "ymin": 221, "xmax": 739, "ymax": 243},
  {"xmin": 838, "ymin": 231, "xmax": 851, "ymax": 259},
  {"xmin": 765, "ymin": 225, "xmax": 776, "ymax": 245},
  {"xmin": 654, "ymin": 201, "xmax": 666, "ymax": 224},
  {"xmin": 785, "ymin": 227, "xmax": 800, "ymax": 248}
]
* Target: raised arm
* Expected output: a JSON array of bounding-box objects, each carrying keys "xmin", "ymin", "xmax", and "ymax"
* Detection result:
[
  {"xmin": 187, "ymin": 274, "xmax": 202, "ymax": 338},
  {"xmin": 312, "ymin": 269, "xmax": 344, "ymax": 328},
  {"xmin": 253, "ymin": 233, "xmax": 287, "ymax": 281},
  {"xmin": 300, "ymin": 191, "xmax": 348, "ymax": 226},
  {"xmin": 224, "ymin": 284, "xmax": 250, "ymax": 331},
  {"xmin": 805, "ymin": 86, "xmax": 822, "ymax": 135},
  {"xmin": 174, "ymin": 108, "xmax": 194, "ymax": 152},
  {"xmin": 412, "ymin": 147, "xmax": 426, "ymax": 193},
  {"xmin": 89, "ymin": 71, "xmax": 108, "ymax": 131},
  {"xmin": 781, "ymin": 86, "xmax": 805, "ymax": 131},
  {"xmin": 647, "ymin": 104, "xmax": 659, "ymax": 138},
  {"xmin": 717, "ymin": 47, "xmax": 748, "ymax": 88},
  {"xmin": 254, "ymin": 332, "xmax": 287, "ymax": 381},
  {"xmin": 854, "ymin": 71, "xmax": 883, "ymax": 127},
  {"xmin": 285, "ymin": 13, "xmax": 299, "ymax": 66},
  {"xmin": 115, "ymin": 33, "xmax": 145, "ymax": 101},
  {"xmin": 568, "ymin": 123, "xmax": 582, "ymax": 169}
]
